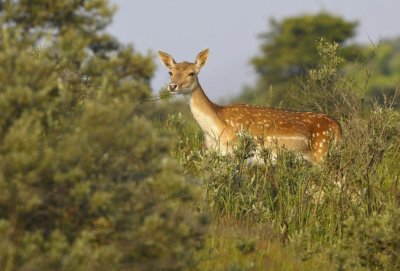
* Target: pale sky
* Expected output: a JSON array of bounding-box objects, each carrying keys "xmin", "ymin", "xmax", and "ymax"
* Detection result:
[{"xmin": 108, "ymin": 0, "xmax": 400, "ymax": 102}]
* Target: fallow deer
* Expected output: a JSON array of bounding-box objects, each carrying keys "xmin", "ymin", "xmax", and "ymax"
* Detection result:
[{"xmin": 158, "ymin": 49, "xmax": 342, "ymax": 163}]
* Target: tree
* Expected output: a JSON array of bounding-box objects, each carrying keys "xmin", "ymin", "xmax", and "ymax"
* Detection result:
[
  {"xmin": 243, "ymin": 13, "xmax": 360, "ymax": 106},
  {"xmin": 0, "ymin": 1, "xmax": 208, "ymax": 270},
  {"xmin": 345, "ymin": 37, "xmax": 400, "ymax": 108}
]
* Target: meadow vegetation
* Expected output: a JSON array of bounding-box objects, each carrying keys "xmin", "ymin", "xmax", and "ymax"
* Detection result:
[
  {"xmin": 164, "ymin": 39, "xmax": 400, "ymax": 270},
  {"xmin": 0, "ymin": 1, "xmax": 400, "ymax": 270}
]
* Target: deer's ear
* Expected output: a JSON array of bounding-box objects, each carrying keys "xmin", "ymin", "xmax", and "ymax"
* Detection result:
[
  {"xmin": 195, "ymin": 48, "xmax": 209, "ymax": 72},
  {"xmin": 158, "ymin": 51, "xmax": 176, "ymax": 69}
]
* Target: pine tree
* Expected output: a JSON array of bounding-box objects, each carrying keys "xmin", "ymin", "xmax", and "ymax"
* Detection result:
[{"xmin": 0, "ymin": 1, "xmax": 207, "ymax": 270}]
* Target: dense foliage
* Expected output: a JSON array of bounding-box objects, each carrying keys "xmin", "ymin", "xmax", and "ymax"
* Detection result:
[
  {"xmin": 252, "ymin": 13, "xmax": 358, "ymax": 83},
  {"xmin": 1, "ymin": 2, "xmax": 400, "ymax": 270},
  {"xmin": 241, "ymin": 13, "xmax": 400, "ymax": 109},
  {"xmin": 244, "ymin": 13, "xmax": 360, "ymax": 106},
  {"xmin": 0, "ymin": 1, "xmax": 207, "ymax": 270},
  {"xmin": 345, "ymin": 37, "xmax": 400, "ymax": 107},
  {"xmin": 168, "ymin": 39, "xmax": 400, "ymax": 270}
]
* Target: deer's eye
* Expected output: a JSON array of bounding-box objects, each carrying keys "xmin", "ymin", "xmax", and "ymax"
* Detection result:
[
  {"xmin": 168, "ymin": 72, "xmax": 173, "ymax": 76},
  {"xmin": 188, "ymin": 72, "xmax": 195, "ymax": 77}
]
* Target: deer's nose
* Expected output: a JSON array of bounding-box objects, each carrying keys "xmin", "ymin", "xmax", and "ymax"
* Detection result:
[{"xmin": 168, "ymin": 83, "xmax": 178, "ymax": 92}]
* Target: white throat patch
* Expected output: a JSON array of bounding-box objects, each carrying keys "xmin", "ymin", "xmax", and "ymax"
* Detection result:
[{"xmin": 190, "ymin": 99, "xmax": 221, "ymax": 141}]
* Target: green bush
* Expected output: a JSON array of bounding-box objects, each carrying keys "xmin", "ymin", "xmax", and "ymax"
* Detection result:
[
  {"xmin": 0, "ymin": 23, "xmax": 208, "ymax": 271},
  {"xmin": 333, "ymin": 208, "xmax": 400, "ymax": 270},
  {"xmin": 290, "ymin": 38, "xmax": 361, "ymax": 118}
]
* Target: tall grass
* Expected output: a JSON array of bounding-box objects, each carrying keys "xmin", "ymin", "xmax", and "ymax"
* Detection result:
[{"xmin": 159, "ymin": 40, "xmax": 400, "ymax": 270}]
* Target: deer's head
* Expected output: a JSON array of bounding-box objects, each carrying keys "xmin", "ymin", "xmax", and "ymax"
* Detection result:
[{"xmin": 158, "ymin": 49, "xmax": 209, "ymax": 94}]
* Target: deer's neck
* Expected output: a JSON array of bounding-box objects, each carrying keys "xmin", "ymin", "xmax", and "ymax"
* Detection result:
[{"xmin": 189, "ymin": 85, "xmax": 225, "ymax": 138}]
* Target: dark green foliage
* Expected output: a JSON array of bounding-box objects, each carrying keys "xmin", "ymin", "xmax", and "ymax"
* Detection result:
[
  {"xmin": 2, "ymin": 2, "xmax": 400, "ymax": 269},
  {"xmin": 334, "ymin": 209, "xmax": 400, "ymax": 270},
  {"xmin": 0, "ymin": 1, "xmax": 208, "ymax": 270},
  {"xmin": 242, "ymin": 13, "xmax": 361, "ymax": 107},
  {"xmin": 239, "ymin": 13, "xmax": 400, "ymax": 109},
  {"xmin": 0, "ymin": 97, "xmax": 208, "ymax": 270},
  {"xmin": 252, "ymin": 13, "xmax": 358, "ymax": 83},
  {"xmin": 0, "ymin": 0, "xmax": 115, "ymax": 38}
]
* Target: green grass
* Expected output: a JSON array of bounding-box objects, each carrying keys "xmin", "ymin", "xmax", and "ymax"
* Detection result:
[
  {"xmin": 160, "ymin": 102, "xmax": 400, "ymax": 270},
  {"xmin": 153, "ymin": 41, "xmax": 400, "ymax": 270},
  {"xmin": 196, "ymin": 219, "xmax": 333, "ymax": 271}
]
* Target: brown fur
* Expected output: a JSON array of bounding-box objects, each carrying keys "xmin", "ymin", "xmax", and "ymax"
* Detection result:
[{"xmin": 159, "ymin": 49, "xmax": 342, "ymax": 163}]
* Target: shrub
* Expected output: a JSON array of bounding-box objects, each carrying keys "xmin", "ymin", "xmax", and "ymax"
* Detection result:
[
  {"xmin": 333, "ymin": 208, "xmax": 400, "ymax": 270},
  {"xmin": 290, "ymin": 38, "xmax": 361, "ymax": 118},
  {"xmin": 0, "ymin": 28, "xmax": 208, "ymax": 271}
]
